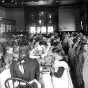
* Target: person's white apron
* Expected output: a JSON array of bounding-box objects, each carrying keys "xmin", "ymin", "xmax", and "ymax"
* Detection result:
[{"xmin": 52, "ymin": 61, "xmax": 73, "ymax": 88}]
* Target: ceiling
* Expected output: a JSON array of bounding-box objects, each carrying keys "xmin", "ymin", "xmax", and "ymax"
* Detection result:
[
  {"xmin": 56, "ymin": 0, "xmax": 83, "ymax": 5},
  {"xmin": 0, "ymin": 0, "xmax": 84, "ymax": 8},
  {"xmin": 56, "ymin": 0, "xmax": 84, "ymax": 4},
  {"xmin": 24, "ymin": 0, "xmax": 84, "ymax": 6}
]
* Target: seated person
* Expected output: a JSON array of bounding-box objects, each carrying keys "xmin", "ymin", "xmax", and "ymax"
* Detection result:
[
  {"xmin": 0, "ymin": 46, "xmax": 13, "ymax": 88},
  {"xmin": 0, "ymin": 44, "xmax": 5, "ymax": 72},
  {"xmin": 10, "ymin": 46, "xmax": 40, "ymax": 88}
]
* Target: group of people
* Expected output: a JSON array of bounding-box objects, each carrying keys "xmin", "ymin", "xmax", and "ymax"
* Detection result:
[{"xmin": 0, "ymin": 32, "xmax": 87, "ymax": 88}]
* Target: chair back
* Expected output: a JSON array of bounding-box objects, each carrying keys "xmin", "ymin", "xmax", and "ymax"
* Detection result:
[{"xmin": 5, "ymin": 78, "xmax": 32, "ymax": 88}]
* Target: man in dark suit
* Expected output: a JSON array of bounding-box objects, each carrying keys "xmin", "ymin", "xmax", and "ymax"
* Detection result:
[{"xmin": 10, "ymin": 46, "xmax": 40, "ymax": 88}]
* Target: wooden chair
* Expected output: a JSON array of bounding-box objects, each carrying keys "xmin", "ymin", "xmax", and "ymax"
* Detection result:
[{"xmin": 5, "ymin": 78, "xmax": 32, "ymax": 88}]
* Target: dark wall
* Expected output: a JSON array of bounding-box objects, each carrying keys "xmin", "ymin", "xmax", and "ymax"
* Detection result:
[
  {"xmin": 59, "ymin": 6, "xmax": 76, "ymax": 31},
  {"xmin": 5, "ymin": 8, "xmax": 24, "ymax": 32},
  {"xmin": 0, "ymin": 6, "xmax": 6, "ymax": 17},
  {"xmin": 0, "ymin": 6, "xmax": 80, "ymax": 32}
]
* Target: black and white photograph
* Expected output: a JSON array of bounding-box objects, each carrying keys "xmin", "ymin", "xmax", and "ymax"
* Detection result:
[{"xmin": 0, "ymin": 0, "xmax": 87, "ymax": 88}]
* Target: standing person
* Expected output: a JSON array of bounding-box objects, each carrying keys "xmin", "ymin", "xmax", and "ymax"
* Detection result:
[
  {"xmin": 82, "ymin": 41, "xmax": 88, "ymax": 88},
  {"xmin": 68, "ymin": 37, "xmax": 81, "ymax": 88},
  {"xmin": 10, "ymin": 45, "xmax": 40, "ymax": 88},
  {"xmin": 75, "ymin": 39, "xmax": 87, "ymax": 88},
  {"xmin": 52, "ymin": 53, "xmax": 73, "ymax": 88},
  {"xmin": 62, "ymin": 34, "xmax": 69, "ymax": 55}
]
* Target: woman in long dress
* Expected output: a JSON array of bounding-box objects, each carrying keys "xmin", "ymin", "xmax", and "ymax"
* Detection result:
[
  {"xmin": 52, "ymin": 54, "xmax": 73, "ymax": 88},
  {"xmin": 82, "ymin": 43, "xmax": 88, "ymax": 88}
]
